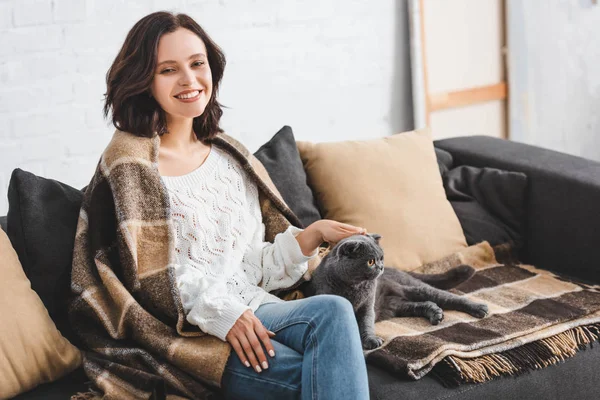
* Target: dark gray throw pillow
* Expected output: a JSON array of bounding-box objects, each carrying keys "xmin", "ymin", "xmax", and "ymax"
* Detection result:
[
  {"xmin": 435, "ymin": 147, "xmax": 454, "ymax": 176},
  {"xmin": 441, "ymin": 162, "xmax": 527, "ymax": 250},
  {"xmin": 253, "ymin": 125, "xmax": 322, "ymax": 228},
  {"xmin": 7, "ymin": 168, "xmax": 84, "ymax": 347}
]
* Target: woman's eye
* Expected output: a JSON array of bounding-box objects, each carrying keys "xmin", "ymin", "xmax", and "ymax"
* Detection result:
[
  {"xmin": 367, "ymin": 259, "xmax": 375, "ymax": 267},
  {"xmin": 160, "ymin": 62, "xmax": 204, "ymax": 74}
]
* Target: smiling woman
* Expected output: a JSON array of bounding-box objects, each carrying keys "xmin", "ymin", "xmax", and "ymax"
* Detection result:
[
  {"xmin": 102, "ymin": 12, "xmax": 226, "ymax": 141},
  {"xmin": 70, "ymin": 10, "xmax": 370, "ymax": 400}
]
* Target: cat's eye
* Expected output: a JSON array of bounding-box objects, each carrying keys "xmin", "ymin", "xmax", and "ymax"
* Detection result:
[{"xmin": 368, "ymin": 259, "xmax": 375, "ymax": 267}]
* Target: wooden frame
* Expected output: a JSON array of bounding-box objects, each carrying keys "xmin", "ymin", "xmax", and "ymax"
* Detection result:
[
  {"xmin": 410, "ymin": 0, "xmax": 508, "ymax": 137},
  {"xmin": 429, "ymin": 83, "xmax": 507, "ymax": 112}
]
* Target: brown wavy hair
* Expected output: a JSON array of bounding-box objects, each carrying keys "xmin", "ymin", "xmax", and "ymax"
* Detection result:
[{"xmin": 103, "ymin": 11, "xmax": 226, "ymax": 141}]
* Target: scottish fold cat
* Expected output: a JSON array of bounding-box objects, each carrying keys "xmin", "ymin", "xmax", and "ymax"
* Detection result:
[{"xmin": 304, "ymin": 233, "xmax": 488, "ymax": 349}]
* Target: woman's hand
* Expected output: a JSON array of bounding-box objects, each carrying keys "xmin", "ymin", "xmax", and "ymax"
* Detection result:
[
  {"xmin": 225, "ymin": 309, "xmax": 276, "ymax": 373},
  {"xmin": 295, "ymin": 220, "xmax": 367, "ymax": 256},
  {"xmin": 316, "ymin": 219, "xmax": 367, "ymax": 244}
]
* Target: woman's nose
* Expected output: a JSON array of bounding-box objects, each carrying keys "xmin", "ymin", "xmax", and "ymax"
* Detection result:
[{"xmin": 178, "ymin": 67, "xmax": 196, "ymax": 86}]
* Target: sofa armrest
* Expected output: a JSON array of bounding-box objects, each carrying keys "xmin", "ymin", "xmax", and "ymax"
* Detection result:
[{"xmin": 435, "ymin": 136, "xmax": 600, "ymax": 284}]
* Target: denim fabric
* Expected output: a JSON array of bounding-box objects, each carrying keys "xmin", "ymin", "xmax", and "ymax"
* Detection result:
[{"xmin": 220, "ymin": 295, "xmax": 369, "ymax": 400}]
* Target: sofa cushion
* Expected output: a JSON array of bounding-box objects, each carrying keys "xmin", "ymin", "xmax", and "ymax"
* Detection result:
[
  {"xmin": 0, "ymin": 227, "xmax": 82, "ymax": 398},
  {"xmin": 432, "ymin": 147, "xmax": 527, "ymax": 249},
  {"xmin": 443, "ymin": 165, "xmax": 527, "ymax": 249},
  {"xmin": 296, "ymin": 128, "xmax": 468, "ymax": 271},
  {"xmin": 6, "ymin": 168, "xmax": 84, "ymax": 346},
  {"xmin": 253, "ymin": 125, "xmax": 322, "ymax": 228},
  {"xmin": 434, "ymin": 147, "xmax": 454, "ymax": 176}
]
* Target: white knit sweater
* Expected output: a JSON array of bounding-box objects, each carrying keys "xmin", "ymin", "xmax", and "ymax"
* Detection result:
[{"xmin": 161, "ymin": 144, "xmax": 318, "ymax": 341}]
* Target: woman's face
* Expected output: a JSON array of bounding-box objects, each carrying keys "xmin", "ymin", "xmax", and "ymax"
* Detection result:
[{"xmin": 150, "ymin": 28, "xmax": 213, "ymax": 122}]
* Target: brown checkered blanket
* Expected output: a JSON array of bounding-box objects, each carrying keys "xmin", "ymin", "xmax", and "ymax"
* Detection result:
[
  {"xmin": 68, "ymin": 129, "xmax": 321, "ymax": 400},
  {"xmin": 365, "ymin": 242, "xmax": 600, "ymax": 385}
]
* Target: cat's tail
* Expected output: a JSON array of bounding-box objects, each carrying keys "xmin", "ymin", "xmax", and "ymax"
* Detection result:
[{"xmin": 408, "ymin": 264, "xmax": 475, "ymax": 290}]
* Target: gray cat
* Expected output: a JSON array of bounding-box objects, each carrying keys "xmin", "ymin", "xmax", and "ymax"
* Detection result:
[{"xmin": 303, "ymin": 233, "xmax": 489, "ymax": 350}]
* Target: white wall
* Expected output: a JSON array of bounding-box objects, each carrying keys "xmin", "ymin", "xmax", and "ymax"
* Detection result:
[
  {"xmin": 507, "ymin": 0, "xmax": 600, "ymax": 160},
  {"xmin": 0, "ymin": 0, "xmax": 414, "ymax": 215}
]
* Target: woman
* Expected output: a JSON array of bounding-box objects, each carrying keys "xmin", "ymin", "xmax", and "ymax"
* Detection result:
[{"xmin": 73, "ymin": 10, "xmax": 370, "ymax": 400}]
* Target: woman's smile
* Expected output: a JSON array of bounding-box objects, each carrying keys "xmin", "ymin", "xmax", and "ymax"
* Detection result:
[{"xmin": 174, "ymin": 89, "xmax": 203, "ymax": 103}]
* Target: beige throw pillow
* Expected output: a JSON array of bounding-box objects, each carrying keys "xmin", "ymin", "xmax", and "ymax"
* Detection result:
[
  {"xmin": 296, "ymin": 128, "xmax": 467, "ymax": 271},
  {"xmin": 0, "ymin": 228, "xmax": 82, "ymax": 399}
]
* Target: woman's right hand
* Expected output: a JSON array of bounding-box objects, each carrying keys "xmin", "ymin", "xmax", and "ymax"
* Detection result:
[
  {"xmin": 316, "ymin": 219, "xmax": 366, "ymax": 245},
  {"xmin": 225, "ymin": 309, "xmax": 276, "ymax": 373}
]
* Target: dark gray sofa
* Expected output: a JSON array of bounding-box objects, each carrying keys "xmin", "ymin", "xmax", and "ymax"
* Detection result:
[{"xmin": 2, "ymin": 135, "xmax": 599, "ymax": 400}]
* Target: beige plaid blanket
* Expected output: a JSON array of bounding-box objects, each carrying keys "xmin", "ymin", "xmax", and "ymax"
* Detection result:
[
  {"xmin": 68, "ymin": 129, "xmax": 321, "ymax": 400},
  {"xmin": 365, "ymin": 242, "xmax": 600, "ymax": 385}
]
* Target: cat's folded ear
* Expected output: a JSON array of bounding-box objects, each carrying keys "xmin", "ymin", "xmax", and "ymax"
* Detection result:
[
  {"xmin": 340, "ymin": 241, "xmax": 362, "ymax": 256},
  {"xmin": 369, "ymin": 233, "xmax": 382, "ymax": 244}
]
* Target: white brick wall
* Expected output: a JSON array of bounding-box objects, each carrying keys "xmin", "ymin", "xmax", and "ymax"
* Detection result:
[{"xmin": 0, "ymin": 0, "xmax": 413, "ymax": 215}]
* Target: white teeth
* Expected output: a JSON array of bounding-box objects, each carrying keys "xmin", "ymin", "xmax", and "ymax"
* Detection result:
[{"xmin": 175, "ymin": 90, "xmax": 200, "ymax": 99}]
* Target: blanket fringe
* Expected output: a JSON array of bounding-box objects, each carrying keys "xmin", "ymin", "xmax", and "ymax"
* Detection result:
[
  {"xmin": 433, "ymin": 323, "xmax": 600, "ymax": 386},
  {"xmin": 318, "ymin": 244, "xmax": 332, "ymax": 258}
]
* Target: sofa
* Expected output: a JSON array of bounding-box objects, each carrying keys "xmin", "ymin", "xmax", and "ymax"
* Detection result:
[{"xmin": 1, "ymin": 131, "xmax": 599, "ymax": 400}]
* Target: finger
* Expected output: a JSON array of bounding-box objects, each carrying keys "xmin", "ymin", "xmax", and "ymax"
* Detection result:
[
  {"xmin": 267, "ymin": 330, "xmax": 276, "ymax": 337},
  {"xmin": 351, "ymin": 226, "xmax": 367, "ymax": 234},
  {"xmin": 340, "ymin": 227, "xmax": 362, "ymax": 236},
  {"xmin": 341, "ymin": 225, "xmax": 364, "ymax": 234},
  {"xmin": 238, "ymin": 334, "xmax": 262, "ymax": 373},
  {"xmin": 229, "ymin": 337, "xmax": 251, "ymax": 368},
  {"xmin": 258, "ymin": 328, "xmax": 276, "ymax": 358},
  {"xmin": 340, "ymin": 222, "xmax": 362, "ymax": 230},
  {"xmin": 247, "ymin": 330, "xmax": 269, "ymax": 371}
]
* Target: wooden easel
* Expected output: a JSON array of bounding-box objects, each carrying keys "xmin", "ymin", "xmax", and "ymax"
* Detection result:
[{"xmin": 411, "ymin": 0, "xmax": 508, "ymax": 138}]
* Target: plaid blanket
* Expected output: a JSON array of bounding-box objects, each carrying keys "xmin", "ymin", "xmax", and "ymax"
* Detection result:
[
  {"xmin": 366, "ymin": 242, "xmax": 600, "ymax": 385},
  {"xmin": 68, "ymin": 130, "xmax": 322, "ymax": 400}
]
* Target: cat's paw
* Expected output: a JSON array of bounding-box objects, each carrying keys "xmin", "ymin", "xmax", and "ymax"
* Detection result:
[
  {"xmin": 469, "ymin": 303, "xmax": 489, "ymax": 318},
  {"xmin": 362, "ymin": 335, "xmax": 384, "ymax": 350},
  {"xmin": 429, "ymin": 309, "xmax": 444, "ymax": 325},
  {"xmin": 425, "ymin": 303, "xmax": 444, "ymax": 325}
]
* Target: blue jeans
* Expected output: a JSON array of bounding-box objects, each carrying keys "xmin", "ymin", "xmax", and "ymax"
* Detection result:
[{"xmin": 220, "ymin": 294, "xmax": 370, "ymax": 400}]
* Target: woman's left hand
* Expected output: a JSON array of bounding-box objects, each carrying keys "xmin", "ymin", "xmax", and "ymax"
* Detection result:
[{"xmin": 315, "ymin": 219, "xmax": 367, "ymax": 244}]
